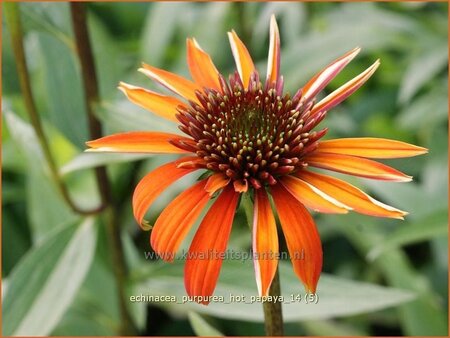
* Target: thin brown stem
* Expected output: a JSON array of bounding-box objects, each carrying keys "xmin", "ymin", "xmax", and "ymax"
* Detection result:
[
  {"xmin": 4, "ymin": 2, "xmax": 105, "ymax": 216},
  {"xmin": 69, "ymin": 2, "xmax": 110, "ymax": 203},
  {"xmin": 263, "ymin": 267, "xmax": 284, "ymax": 336},
  {"xmin": 69, "ymin": 3, "xmax": 136, "ymax": 335}
]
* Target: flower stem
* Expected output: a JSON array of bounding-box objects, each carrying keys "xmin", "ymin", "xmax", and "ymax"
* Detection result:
[
  {"xmin": 4, "ymin": 2, "xmax": 105, "ymax": 216},
  {"xmin": 242, "ymin": 191, "xmax": 284, "ymax": 336},
  {"xmin": 69, "ymin": 3, "xmax": 109, "ymax": 203},
  {"xmin": 69, "ymin": 3, "xmax": 136, "ymax": 335},
  {"xmin": 241, "ymin": 192, "xmax": 254, "ymax": 229},
  {"xmin": 263, "ymin": 267, "xmax": 284, "ymax": 336}
]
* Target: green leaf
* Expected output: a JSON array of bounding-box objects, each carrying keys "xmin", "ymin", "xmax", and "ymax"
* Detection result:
[
  {"xmin": 301, "ymin": 319, "xmax": 368, "ymax": 336},
  {"xmin": 133, "ymin": 260, "xmax": 414, "ymax": 321},
  {"xmin": 4, "ymin": 111, "xmax": 47, "ymax": 170},
  {"xmin": 2, "ymin": 180, "xmax": 25, "ymax": 204},
  {"xmin": 4, "ymin": 111, "xmax": 76, "ymax": 241},
  {"xmin": 188, "ymin": 312, "xmax": 223, "ymax": 337},
  {"xmin": 2, "ymin": 210, "xmax": 31, "ymax": 277},
  {"xmin": 398, "ymin": 43, "xmax": 447, "ymax": 104},
  {"xmin": 422, "ymin": 159, "xmax": 448, "ymax": 198},
  {"xmin": 123, "ymin": 232, "xmax": 147, "ymax": 331},
  {"xmin": 20, "ymin": 2, "xmax": 74, "ymax": 49},
  {"xmin": 367, "ymin": 209, "xmax": 448, "ymax": 260},
  {"xmin": 140, "ymin": 2, "xmax": 191, "ymax": 67},
  {"xmin": 2, "ymin": 131, "xmax": 28, "ymax": 172},
  {"xmin": 397, "ymin": 83, "xmax": 448, "ymax": 132},
  {"xmin": 363, "ymin": 180, "xmax": 446, "ymax": 221},
  {"xmin": 252, "ymin": 2, "xmax": 305, "ymax": 52},
  {"xmin": 334, "ymin": 214, "xmax": 448, "ymax": 336},
  {"xmin": 88, "ymin": 11, "xmax": 124, "ymax": 99},
  {"xmin": 52, "ymin": 254, "xmax": 121, "ymax": 335},
  {"xmin": 96, "ymin": 100, "xmax": 179, "ymax": 134},
  {"xmin": 280, "ymin": 3, "xmax": 417, "ymax": 92},
  {"xmin": 3, "ymin": 218, "xmax": 97, "ymax": 336},
  {"xmin": 185, "ymin": 3, "xmax": 231, "ymax": 69},
  {"xmin": 36, "ymin": 32, "xmax": 88, "ymax": 148},
  {"xmin": 2, "ymin": 22, "xmax": 21, "ymax": 95},
  {"xmin": 60, "ymin": 152, "xmax": 149, "ymax": 175},
  {"xmin": 26, "ymin": 170, "xmax": 77, "ymax": 242}
]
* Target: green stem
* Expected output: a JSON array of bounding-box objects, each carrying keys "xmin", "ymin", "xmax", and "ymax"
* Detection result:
[
  {"xmin": 263, "ymin": 267, "xmax": 284, "ymax": 336},
  {"xmin": 241, "ymin": 192, "xmax": 254, "ymax": 229},
  {"xmin": 4, "ymin": 2, "xmax": 104, "ymax": 216},
  {"xmin": 69, "ymin": 3, "xmax": 136, "ymax": 335},
  {"xmin": 243, "ymin": 191, "xmax": 284, "ymax": 336}
]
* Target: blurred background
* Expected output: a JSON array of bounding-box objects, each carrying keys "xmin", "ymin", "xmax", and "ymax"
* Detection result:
[{"xmin": 2, "ymin": 2, "xmax": 448, "ymax": 336}]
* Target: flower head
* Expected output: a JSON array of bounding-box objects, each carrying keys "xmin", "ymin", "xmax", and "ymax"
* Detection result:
[{"xmin": 87, "ymin": 15, "xmax": 427, "ymax": 304}]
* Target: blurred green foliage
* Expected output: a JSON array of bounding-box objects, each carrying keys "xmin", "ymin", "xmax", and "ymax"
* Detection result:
[{"xmin": 2, "ymin": 2, "xmax": 448, "ymax": 336}]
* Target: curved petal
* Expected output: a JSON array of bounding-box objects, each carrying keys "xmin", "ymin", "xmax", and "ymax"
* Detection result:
[
  {"xmin": 176, "ymin": 157, "xmax": 207, "ymax": 169},
  {"xmin": 132, "ymin": 157, "xmax": 199, "ymax": 226},
  {"xmin": 301, "ymin": 47, "xmax": 361, "ymax": 103},
  {"xmin": 86, "ymin": 131, "xmax": 191, "ymax": 154},
  {"xmin": 187, "ymin": 38, "xmax": 221, "ymax": 91},
  {"xmin": 118, "ymin": 82, "xmax": 185, "ymax": 122},
  {"xmin": 227, "ymin": 30, "xmax": 255, "ymax": 88},
  {"xmin": 151, "ymin": 179, "xmax": 211, "ymax": 261},
  {"xmin": 266, "ymin": 15, "xmax": 281, "ymax": 85},
  {"xmin": 271, "ymin": 183, "xmax": 322, "ymax": 293},
  {"xmin": 233, "ymin": 179, "xmax": 248, "ymax": 193},
  {"xmin": 280, "ymin": 175, "xmax": 350, "ymax": 214},
  {"xmin": 311, "ymin": 60, "xmax": 379, "ymax": 116},
  {"xmin": 316, "ymin": 138, "xmax": 428, "ymax": 159},
  {"xmin": 184, "ymin": 185, "xmax": 239, "ymax": 304},
  {"xmin": 204, "ymin": 173, "xmax": 230, "ymax": 195},
  {"xmin": 306, "ymin": 153, "xmax": 412, "ymax": 182},
  {"xmin": 253, "ymin": 188, "xmax": 278, "ymax": 296},
  {"xmin": 139, "ymin": 63, "xmax": 201, "ymax": 103},
  {"xmin": 298, "ymin": 170, "xmax": 407, "ymax": 219}
]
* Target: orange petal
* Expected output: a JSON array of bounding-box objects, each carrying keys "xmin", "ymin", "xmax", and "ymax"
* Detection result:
[
  {"xmin": 184, "ymin": 185, "xmax": 239, "ymax": 304},
  {"xmin": 302, "ymin": 47, "xmax": 361, "ymax": 103},
  {"xmin": 186, "ymin": 38, "xmax": 221, "ymax": 91},
  {"xmin": 298, "ymin": 170, "xmax": 407, "ymax": 219},
  {"xmin": 176, "ymin": 157, "xmax": 207, "ymax": 169},
  {"xmin": 86, "ymin": 132, "xmax": 191, "ymax": 154},
  {"xmin": 118, "ymin": 82, "xmax": 185, "ymax": 122},
  {"xmin": 151, "ymin": 179, "xmax": 211, "ymax": 261},
  {"xmin": 233, "ymin": 179, "xmax": 248, "ymax": 193},
  {"xmin": 227, "ymin": 30, "xmax": 256, "ymax": 88},
  {"xmin": 139, "ymin": 63, "xmax": 201, "ymax": 103},
  {"xmin": 204, "ymin": 173, "xmax": 230, "ymax": 195},
  {"xmin": 306, "ymin": 153, "xmax": 412, "ymax": 182},
  {"xmin": 281, "ymin": 176, "xmax": 350, "ymax": 214},
  {"xmin": 311, "ymin": 60, "xmax": 380, "ymax": 116},
  {"xmin": 266, "ymin": 15, "xmax": 281, "ymax": 85},
  {"xmin": 317, "ymin": 138, "xmax": 428, "ymax": 159},
  {"xmin": 132, "ymin": 157, "xmax": 199, "ymax": 226},
  {"xmin": 271, "ymin": 183, "xmax": 322, "ymax": 293},
  {"xmin": 253, "ymin": 188, "xmax": 278, "ymax": 296}
]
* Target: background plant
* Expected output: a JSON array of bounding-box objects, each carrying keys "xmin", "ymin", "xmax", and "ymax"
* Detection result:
[{"xmin": 2, "ymin": 2, "xmax": 448, "ymax": 336}]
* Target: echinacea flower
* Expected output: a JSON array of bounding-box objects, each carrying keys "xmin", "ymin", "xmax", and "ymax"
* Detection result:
[{"xmin": 87, "ymin": 16, "xmax": 427, "ymax": 304}]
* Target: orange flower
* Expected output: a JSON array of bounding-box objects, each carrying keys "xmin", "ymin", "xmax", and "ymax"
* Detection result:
[{"xmin": 87, "ymin": 16, "xmax": 427, "ymax": 304}]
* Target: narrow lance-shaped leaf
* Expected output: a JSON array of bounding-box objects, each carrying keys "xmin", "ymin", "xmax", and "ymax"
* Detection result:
[{"xmin": 3, "ymin": 219, "xmax": 97, "ymax": 336}]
